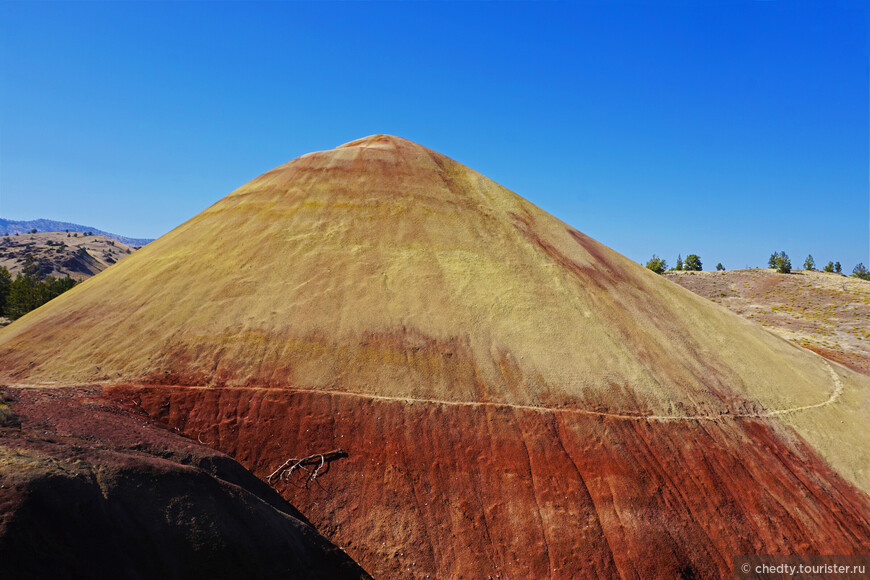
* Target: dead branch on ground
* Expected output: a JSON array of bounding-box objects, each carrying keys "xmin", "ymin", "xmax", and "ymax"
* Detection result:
[{"xmin": 267, "ymin": 449, "xmax": 348, "ymax": 488}]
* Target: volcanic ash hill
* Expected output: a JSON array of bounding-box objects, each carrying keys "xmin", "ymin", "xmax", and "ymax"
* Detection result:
[{"xmin": 1, "ymin": 135, "xmax": 868, "ymax": 578}]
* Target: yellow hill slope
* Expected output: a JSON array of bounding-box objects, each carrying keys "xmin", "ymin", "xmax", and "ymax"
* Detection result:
[{"xmin": 0, "ymin": 134, "xmax": 867, "ymax": 489}]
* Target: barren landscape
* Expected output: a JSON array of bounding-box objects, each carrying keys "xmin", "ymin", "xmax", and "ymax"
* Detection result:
[{"xmin": 0, "ymin": 136, "xmax": 867, "ymax": 578}]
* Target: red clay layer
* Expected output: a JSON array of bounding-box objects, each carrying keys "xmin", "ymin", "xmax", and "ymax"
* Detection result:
[{"xmin": 106, "ymin": 384, "xmax": 870, "ymax": 580}]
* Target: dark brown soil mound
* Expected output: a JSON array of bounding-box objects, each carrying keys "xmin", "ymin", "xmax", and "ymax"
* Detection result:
[{"xmin": 0, "ymin": 386, "xmax": 370, "ymax": 580}]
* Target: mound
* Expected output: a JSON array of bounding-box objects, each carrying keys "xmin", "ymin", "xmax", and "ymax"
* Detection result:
[
  {"xmin": 0, "ymin": 386, "xmax": 370, "ymax": 580},
  {"xmin": 1, "ymin": 135, "xmax": 868, "ymax": 577}
]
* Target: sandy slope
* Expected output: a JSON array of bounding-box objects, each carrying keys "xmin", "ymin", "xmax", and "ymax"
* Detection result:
[{"xmin": 1, "ymin": 135, "xmax": 867, "ymax": 484}]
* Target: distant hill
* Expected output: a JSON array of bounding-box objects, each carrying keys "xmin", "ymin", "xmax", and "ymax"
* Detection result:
[
  {"xmin": 666, "ymin": 268, "xmax": 870, "ymax": 377},
  {"xmin": 0, "ymin": 231, "xmax": 136, "ymax": 281},
  {"xmin": 0, "ymin": 218, "xmax": 154, "ymax": 247}
]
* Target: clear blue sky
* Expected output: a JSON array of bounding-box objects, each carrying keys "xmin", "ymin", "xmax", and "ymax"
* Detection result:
[{"xmin": 1, "ymin": 1, "xmax": 867, "ymax": 270}]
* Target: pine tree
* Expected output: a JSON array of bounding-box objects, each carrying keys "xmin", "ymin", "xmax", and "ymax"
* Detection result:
[
  {"xmin": 0, "ymin": 266, "xmax": 11, "ymax": 316},
  {"xmin": 6, "ymin": 272, "xmax": 42, "ymax": 319},
  {"xmin": 684, "ymin": 254, "xmax": 702, "ymax": 271},
  {"xmin": 4, "ymin": 262, "xmax": 76, "ymax": 320},
  {"xmin": 803, "ymin": 254, "xmax": 815, "ymax": 271},
  {"xmin": 645, "ymin": 255, "xmax": 668, "ymax": 274},
  {"xmin": 774, "ymin": 252, "xmax": 791, "ymax": 274},
  {"xmin": 675, "ymin": 254, "xmax": 683, "ymax": 271}
]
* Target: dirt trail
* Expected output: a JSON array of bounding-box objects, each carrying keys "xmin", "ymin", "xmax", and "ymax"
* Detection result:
[
  {"xmin": 273, "ymin": 358, "xmax": 845, "ymax": 421},
  {"xmin": 14, "ymin": 360, "xmax": 843, "ymax": 423}
]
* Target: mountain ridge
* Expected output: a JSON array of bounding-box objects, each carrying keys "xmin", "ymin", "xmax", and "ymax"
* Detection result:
[{"xmin": 0, "ymin": 218, "xmax": 154, "ymax": 247}]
